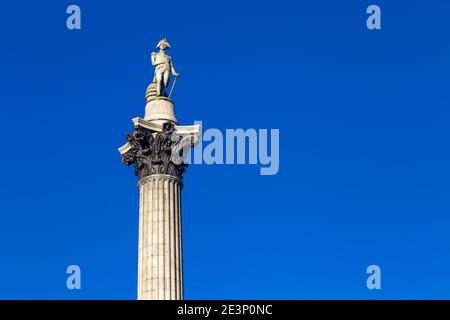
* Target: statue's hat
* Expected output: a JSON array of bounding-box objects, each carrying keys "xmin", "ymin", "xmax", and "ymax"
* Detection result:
[{"xmin": 156, "ymin": 38, "xmax": 171, "ymax": 50}]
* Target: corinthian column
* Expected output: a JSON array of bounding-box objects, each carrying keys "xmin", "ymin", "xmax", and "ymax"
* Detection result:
[
  {"xmin": 119, "ymin": 38, "xmax": 200, "ymax": 300},
  {"xmin": 120, "ymin": 120, "xmax": 195, "ymax": 300},
  {"xmin": 138, "ymin": 174, "xmax": 183, "ymax": 300}
]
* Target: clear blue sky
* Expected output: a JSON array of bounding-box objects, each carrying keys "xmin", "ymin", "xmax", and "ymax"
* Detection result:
[{"xmin": 1, "ymin": 0, "xmax": 450, "ymax": 299}]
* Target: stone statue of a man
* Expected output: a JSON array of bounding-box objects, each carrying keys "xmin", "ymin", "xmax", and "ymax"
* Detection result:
[{"xmin": 151, "ymin": 38, "xmax": 179, "ymax": 97}]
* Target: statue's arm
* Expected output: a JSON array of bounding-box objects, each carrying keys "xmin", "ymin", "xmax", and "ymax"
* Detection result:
[{"xmin": 151, "ymin": 52, "xmax": 157, "ymax": 66}]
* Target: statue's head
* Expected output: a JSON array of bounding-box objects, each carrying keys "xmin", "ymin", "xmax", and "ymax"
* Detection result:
[{"xmin": 156, "ymin": 38, "xmax": 171, "ymax": 50}]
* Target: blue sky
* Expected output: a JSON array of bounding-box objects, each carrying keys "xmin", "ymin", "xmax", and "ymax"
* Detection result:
[{"xmin": 1, "ymin": 0, "xmax": 450, "ymax": 299}]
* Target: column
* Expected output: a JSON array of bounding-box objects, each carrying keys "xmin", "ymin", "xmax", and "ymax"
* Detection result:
[{"xmin": 137, "ymin": 174, "xmax": 184, "ymax": 300}]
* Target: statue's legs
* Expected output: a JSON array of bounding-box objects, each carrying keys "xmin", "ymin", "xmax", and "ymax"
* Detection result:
[
  {"xmin": 163, "ymin": 70, "xmax": 170, "ymax": 90},
  {"xmin": 162, "ymin": 70, "xmax": 171, "ymax": 97},
  {"xmin": 155, "ymin": 67, "xmax": 171, "ymax": 97},
  {"xmin": 155, "ymin": 69, "xmax": 164, "ymax": 96}
]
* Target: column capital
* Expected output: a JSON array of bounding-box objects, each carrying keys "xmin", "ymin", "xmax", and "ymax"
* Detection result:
[{"xmin": 120, "ymin": 122, "xmax": 189, "ymax": 180}]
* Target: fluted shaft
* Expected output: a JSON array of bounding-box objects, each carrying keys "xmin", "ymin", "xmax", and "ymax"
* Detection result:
[{"xmin": 137, "ymin": 174, "xmax": 183, "ymax": 300}]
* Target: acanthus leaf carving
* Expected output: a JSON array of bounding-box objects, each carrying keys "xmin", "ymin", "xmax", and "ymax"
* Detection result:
[{"xmin": 121, "ymin": 122, "xmax": 188, "ymax": 180}]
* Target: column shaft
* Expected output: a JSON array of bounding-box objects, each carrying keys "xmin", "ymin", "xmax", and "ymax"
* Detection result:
[{"xmin": 137, "ymin": 174, "xmax": 183, "ymax": 300}]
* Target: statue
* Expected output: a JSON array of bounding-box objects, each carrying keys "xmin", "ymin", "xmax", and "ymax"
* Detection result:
[{"xmin": 150, "ymin": 38, "xmax": 179, "ymax": 98}]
